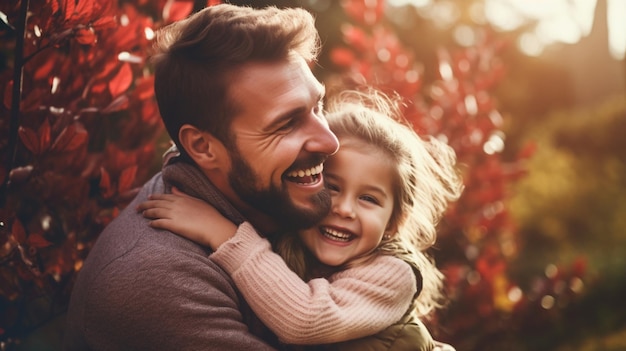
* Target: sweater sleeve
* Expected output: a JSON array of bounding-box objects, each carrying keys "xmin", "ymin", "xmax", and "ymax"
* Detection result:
[{"xmin": 210, "ymin": 222, "xmax": 417, "ymax": 345}]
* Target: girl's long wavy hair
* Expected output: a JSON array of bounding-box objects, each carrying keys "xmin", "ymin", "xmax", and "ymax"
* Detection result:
[{"xmin": 274, "ymin": 88, "xmax": 464, "ymax": 317}]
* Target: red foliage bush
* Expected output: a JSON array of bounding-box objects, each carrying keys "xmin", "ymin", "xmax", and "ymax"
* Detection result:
[
  {"xmin": 327, "ymin": 1, "xmax": 586, "ymax": 348},
  {"xmin": 0, "ymin": 0, "xmax": 207, "ymax": 340}
]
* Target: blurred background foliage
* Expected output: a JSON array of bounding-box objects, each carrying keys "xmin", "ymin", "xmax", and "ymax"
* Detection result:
[{"xmin": 0, "ymin": 0, "xmax": 624, "ymax": 350}]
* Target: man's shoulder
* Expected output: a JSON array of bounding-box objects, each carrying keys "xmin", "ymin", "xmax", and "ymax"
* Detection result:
[
  {"xmin": 77, "ymin": 171, "xmax": 238, "ymax": 304},
  {"xmin": 86, "ymin": 214, "xmax": 235, "ymax": 298}
]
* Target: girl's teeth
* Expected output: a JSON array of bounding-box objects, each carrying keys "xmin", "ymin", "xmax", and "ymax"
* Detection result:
[{"xmin": 322, "ymin": 228, "xmax": 352, "ymax": 242}]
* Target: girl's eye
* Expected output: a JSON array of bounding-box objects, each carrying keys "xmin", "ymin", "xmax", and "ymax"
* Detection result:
[{"xmin": 360, "ymin": 194, "xmax": 379, "ymax": 205}]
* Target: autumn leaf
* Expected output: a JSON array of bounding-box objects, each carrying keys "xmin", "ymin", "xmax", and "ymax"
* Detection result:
[
  {"xmin": 102, "ymin": 95, "xmax": 129, "ymax": 114},
  {"xmin": 99, "ymin": 167, "xmax": 115, "ymax": 199},
  {"xmin": 330, "ymin": 48, "xmax": 356, "ymax": 68},
  {"xmin": 3, "ymin": 79, "xmax": 12, "ymax": 109},
  {"xmin": 92, "ymin": 16, "xmax": 116, "ymax": 30},
  {"xmin": 18, "ymin": 126, "xmax": 40, "ymax": 154},
  {"xmin": 342, "ymin": 25, "xmax": 369, "ymax": 52},
  {"xmin": 108, "ymin": 62, "xmax": 133, "ymax": 98},
  {"xmin": 75, "ymin": 27, "xmax": 97, "ymax": 45},
  {"xmin": 33, "ymin": 58, "xmax": 57, "ymax": 80},
  {"xmin": 38, "ymin": 118, "xmax": 52, "ymax": 153},
  {"xmin": 11, "ymin": 219, "xmax": 27, "ymax": 245},
  {"xmin": 51, "ymin": 123, "xmax": 88, "ymax": 152},
  {"xmin": 73, "ymin": 0, "xmax": 97, "ymax": 19},
  {"xmin": 134, "ymin": 76, "xmax": 154, "ymax": 100},
  {"xmin": 60, "ymin": 0, "xmax": 77, "ymax": 21},
  {"xmin": 118, "ymin": 165, "xmax": 138, "ymax": 194},
  {"xmin": 164, "ymin": 1, "xmax": 194, "ymax": 23},
  {"xmin": 27, "ymin": 233, "xmax": 52, "ymax": 248},
  {"xmin": 517, "ymin": 141, "xmax": 537, "ymax": 159}
]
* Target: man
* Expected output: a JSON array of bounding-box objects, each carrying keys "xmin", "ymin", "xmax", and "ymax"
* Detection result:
[{"xmin": 63, "ymin": 4, "xmax": 339, "ymax": 350}]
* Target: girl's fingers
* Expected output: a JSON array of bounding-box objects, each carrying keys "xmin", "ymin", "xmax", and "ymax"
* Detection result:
[
  {"xmin": 136, "ymin": 197, "xmax": 179, "ymax": 212},
  {"xmin": 141, "ymin": 207, "xmax": 172, "ymax": 220},
  {"xmin": 171, "ymin": 186, "xmax": 183, "ymax": 195},
  {"xmin": 148, "ymin": 193, "xmax": 178, "ymax": 201},
  {"xmin": 147, "ymin": 218, "xmax": 171, "ymax": 230}
]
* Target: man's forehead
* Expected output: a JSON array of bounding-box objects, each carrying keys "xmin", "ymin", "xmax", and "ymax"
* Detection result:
[{"xmin": 228, "ymin": 58, "xmax": 323, "ymax": 116}]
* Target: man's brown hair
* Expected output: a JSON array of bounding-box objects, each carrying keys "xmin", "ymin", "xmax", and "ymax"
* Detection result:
[{"xmin": 151, "ymin": 4, "xmax": 320, "ymax": 154}]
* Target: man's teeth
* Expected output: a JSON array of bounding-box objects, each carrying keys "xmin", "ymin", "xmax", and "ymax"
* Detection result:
[
  {"xmin": 322, "ymin": 227, "xmax": 353, "ymax": 242},
  {"xmin": 287, "ymin": 164, "xmax": 323, "ymax": 178}
]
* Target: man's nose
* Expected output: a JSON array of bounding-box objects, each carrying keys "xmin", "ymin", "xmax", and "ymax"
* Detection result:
[{"xmin": 304, "ymin": 114, "xmax": 339, "ymax": 156}]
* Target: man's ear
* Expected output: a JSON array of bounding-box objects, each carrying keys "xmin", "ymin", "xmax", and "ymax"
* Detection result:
[{"xmin": 178, "ymin": 124, "xmax": 227, "ymax": 169}]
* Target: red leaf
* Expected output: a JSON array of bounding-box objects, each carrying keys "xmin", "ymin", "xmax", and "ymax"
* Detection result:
[
  {"xmin": 108, "ymin": 63, "xmax": 133, "ymax": 98},
  {"xmin": 517, "ymin": 141, "xmax": 537, "ymax": 160},
  {"xmin": 99, "ymin": 59, "xmax": 119, "ymax": 79},
  {"xmin": 118, "ymin": 165, "xmax": 137, "ymax": 193},
  {"xmin": 164, "ymin": 1, "xmax": 194, "ymax": 23},
  {"xmin": 3, "ymin": 80, "xmax": 12, "ymax": 109},
  {"xmin": 92, "ymin": 16, "xmax": 116, "ymax": 30},
  {"xmin": 91, "ymin": 82, "xmax": 107, "ymax": 94},
  {"xmin": 51, "ymin": 124, "xmax": 88, "ymax": 152},
  {"xmin": 38, "ymin": 118, "xmax": 51, "ymax": 153},
  {"xmin": 74, "ymin": 0, "xmax": 96, "ymax": 18},
  {"xmin": 135, "ymin": 76, "xmax": 154, "ymax": 100},
  {"xmin": 50, "ymin": 0, "xmax": 60, "ymax": 16},
  {"xmin": 330, "ymin": 48, "xmax": 356, "ymax": 68},
  {"xmin": 27, "ymin": 233, "xmax": 52, "ymax": 248},
  {"xmin": 99, "ymin": 167, "xmax": 115, "ymax": 199},
  {"xmin": 18, "ymin": 126, "xmax": 40, "ymax": 154},
  {"xmin": 102, "ymin": 95, "xmax": 129, "ymax": 113},
  {"xmin": 33, "ymin": 59, "xmax": 56, "ymax": 80},
  {"xmin": 75, "ymin": 27, "xmax": 97, "ymax": 45},
  {"xmin": 342, "ymin": 25, "xmax": 369, "ymax": 52},
  {"xmin": 141, "ymin": 100, "xmax": 159, "ymax": 124},
  {"xmin": 61, "ymin": 0, "xmax": 77, "ymax": 21},
  {"xmin": 11, "ymin": 219, "xmax": 27, "ymax": 244}
]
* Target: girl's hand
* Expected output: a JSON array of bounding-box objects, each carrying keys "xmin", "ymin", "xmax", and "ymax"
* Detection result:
[{"xmin": 136, "ymin": 188, "xmax": 237, "ymax": 250}]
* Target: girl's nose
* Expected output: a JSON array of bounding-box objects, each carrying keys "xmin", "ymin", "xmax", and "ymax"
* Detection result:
[{"xmin": 332, "ymin": 196, "xmax": 356, "ymax": 219}]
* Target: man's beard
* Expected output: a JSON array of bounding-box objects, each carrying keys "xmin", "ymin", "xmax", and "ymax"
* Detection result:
[{"xmin": 227, "ymin": 147, "xmax": 331, "ymax": 230}]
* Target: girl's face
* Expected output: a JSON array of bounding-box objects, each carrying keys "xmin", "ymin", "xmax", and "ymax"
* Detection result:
[{"xmin": 299, "ymin": 137, "xmax": 396, "ymax": 267}]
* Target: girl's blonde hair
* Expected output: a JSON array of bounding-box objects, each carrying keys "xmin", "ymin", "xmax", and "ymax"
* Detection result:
[{"xmin": 275, "ymin": 88, "xmax": 463, "ymax": 317}]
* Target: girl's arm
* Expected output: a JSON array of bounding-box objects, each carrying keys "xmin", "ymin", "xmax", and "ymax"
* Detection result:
[
  {"xmin": 211, "ymin": 225, "xmax": 417, "ymax": 345},
  {"xmin": 137, "ymin": 191, "xmax": 417, "ymax": 345},
  {"xmin": 137, "ymin": 188, "xmax": 236, "ymax": 250}
]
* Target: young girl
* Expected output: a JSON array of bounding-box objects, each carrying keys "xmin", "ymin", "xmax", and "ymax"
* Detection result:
[{"xmin": 138, "ymin": 89, "xmax": 463, "ymax": 350}]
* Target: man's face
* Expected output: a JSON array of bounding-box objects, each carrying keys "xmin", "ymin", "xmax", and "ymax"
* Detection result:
[{"xmin": 225, "ymin": 56, "xmax": 339, "ymax": 229}]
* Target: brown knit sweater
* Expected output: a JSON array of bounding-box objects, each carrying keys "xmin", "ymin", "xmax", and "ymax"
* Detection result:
[{"xmin": 63, "ymin": 162, "xmax": 277, "ymax": 350}]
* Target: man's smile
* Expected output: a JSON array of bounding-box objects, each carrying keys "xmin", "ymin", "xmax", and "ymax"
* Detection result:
[{"xmin": 285, "ymin": 163, "xmax": 324, "ymax": 185}]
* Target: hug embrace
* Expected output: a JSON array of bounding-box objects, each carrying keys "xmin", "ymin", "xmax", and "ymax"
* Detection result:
[{"xmin": 64, "ymin": 3, "xmax": 462, "ymax": 351}]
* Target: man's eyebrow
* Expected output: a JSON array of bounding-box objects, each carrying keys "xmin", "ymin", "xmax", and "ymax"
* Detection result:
[{"xmin": 263, "ymin": 85, "xmax": 326, "ymax": 133}]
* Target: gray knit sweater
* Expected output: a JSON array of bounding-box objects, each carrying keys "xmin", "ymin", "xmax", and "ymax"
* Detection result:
[{"xmin": 63, "ymin": 161, "xmax": 277, "ymax": 350}]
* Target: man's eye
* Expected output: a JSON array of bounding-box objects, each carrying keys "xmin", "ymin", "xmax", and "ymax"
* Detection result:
[{"xmin": 277, "ymin": 119, "xmax": 296, "ymax": 132}]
